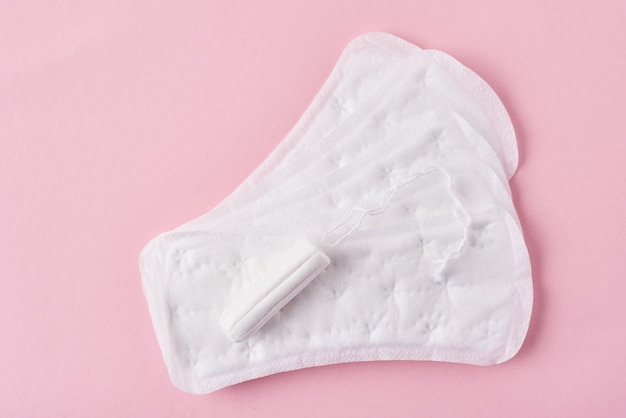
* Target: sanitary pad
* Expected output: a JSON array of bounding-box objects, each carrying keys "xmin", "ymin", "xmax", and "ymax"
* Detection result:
[{"xmin": 139, "ymin": 32, "xmax": 532, "ymax": 394}]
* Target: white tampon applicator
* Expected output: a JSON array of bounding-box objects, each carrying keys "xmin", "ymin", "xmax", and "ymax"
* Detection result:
[{"xmin": 220, "ymin": 239, "xmax": 330, "ymax": 341}]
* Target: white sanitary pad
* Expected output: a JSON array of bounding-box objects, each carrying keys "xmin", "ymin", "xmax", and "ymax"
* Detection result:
[{"xmin": 139, "ymin": 32, "xmax": 533, "ymax": 394}]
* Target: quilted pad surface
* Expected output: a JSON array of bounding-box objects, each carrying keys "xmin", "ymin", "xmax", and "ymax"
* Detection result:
[{"xmin": 140, "ymin": 32, "xmax": 532, "ymax": 394}]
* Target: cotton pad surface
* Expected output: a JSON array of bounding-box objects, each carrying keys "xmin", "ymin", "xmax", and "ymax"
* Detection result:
[{"xmin": 139, "ymin": 32, "xmax": 532, "ymax": 394}]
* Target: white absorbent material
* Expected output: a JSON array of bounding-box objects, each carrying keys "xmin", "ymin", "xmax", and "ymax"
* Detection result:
[{"xmin": 139, "ymin": 32, "xmax": 533, "ymax": 394}]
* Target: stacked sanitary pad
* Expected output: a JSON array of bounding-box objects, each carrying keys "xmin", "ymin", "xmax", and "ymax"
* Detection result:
[{"xmin": 140, "ymin": 32, "xmax": 532, "ymax": 394}]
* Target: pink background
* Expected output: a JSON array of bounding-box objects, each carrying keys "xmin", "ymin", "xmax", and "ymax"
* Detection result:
[{"xmin": 1, "ymin": 0, "xmax": 625, "ymax": 416}]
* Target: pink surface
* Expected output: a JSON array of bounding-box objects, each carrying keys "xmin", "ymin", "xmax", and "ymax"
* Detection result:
[{"xmin": 1, "ymin": 0, "xmax": 625, "ymax": 416}]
